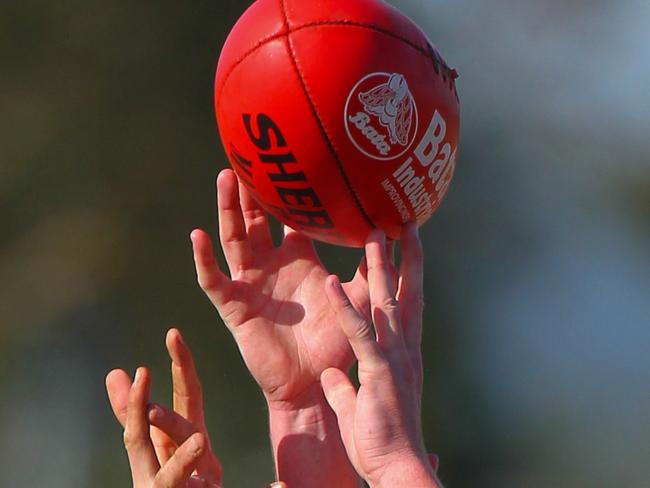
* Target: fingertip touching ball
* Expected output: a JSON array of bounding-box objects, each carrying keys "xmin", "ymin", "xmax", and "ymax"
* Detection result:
[{"xmin": 215, "ymin": 0, "xmax": 460, "ymax": 247}]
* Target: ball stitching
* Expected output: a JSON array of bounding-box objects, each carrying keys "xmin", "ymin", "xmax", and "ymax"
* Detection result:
[
  {"xmin": 280, "ymin": 0, "xmax": 376, "ymax": 231},
  {"xmin": 216, "ymin": 4, "xmax": 460, "ymax": 236},
  {"xmin": 217, "ymin": 21, "xmax": 460, "ymax": 110}
]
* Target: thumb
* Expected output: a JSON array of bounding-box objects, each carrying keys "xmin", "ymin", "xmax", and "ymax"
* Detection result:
[{"xmin": 320, "ymin": 368, "xmax": 357, "ymax": 453}]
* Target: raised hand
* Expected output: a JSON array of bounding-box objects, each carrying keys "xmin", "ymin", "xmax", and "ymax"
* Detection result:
[
  {"xmin": 191, "ymin": 169, "xmax": 370, "ymax": 405},
  {"xmin": 191, "ymin": 169, "xmax": 368, "ymax": 487},
  {"xmin": 106, "ymin": 329, "xmax": 222, "ymax": 488},
  {"xmin": 320, "ymin": 226, "xmax": 442, "ymax": 488},
  {"xmin": 106, "ymin": 328, "xmax": 287, "ymax": 488}
]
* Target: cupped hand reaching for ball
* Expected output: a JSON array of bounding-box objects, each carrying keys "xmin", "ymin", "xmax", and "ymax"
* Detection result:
[
  {"xmin": 190, "ymin": 169, "xmax": 370, "ymax": 487},
  {"xmin": 191, "ymin": 169, "xmax": 371, "ymax": 406},
  {"xmin": 320, "ymin": 227, "xmax": 443, "ymax": 488}
]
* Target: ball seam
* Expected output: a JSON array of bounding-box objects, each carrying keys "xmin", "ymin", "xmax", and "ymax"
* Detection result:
[
  {"xmin": 292, "ymin": 20, "xmax": 460, "ymax": 101},
  {"xmin": 279, "ymin": 0, "xmax": 376, "ymax": 231},
  {"xmin": 216, "ymin": 20, "xmax": 459, "ymax": 112},
  {"xmin": 215, "ymin": 29, "xmax": 288, "ymax": 112}
]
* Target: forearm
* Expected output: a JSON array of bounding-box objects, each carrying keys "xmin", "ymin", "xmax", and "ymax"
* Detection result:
[{"xmin": 267, "ymin": 384, "xmax": 360, "ymax": 488}]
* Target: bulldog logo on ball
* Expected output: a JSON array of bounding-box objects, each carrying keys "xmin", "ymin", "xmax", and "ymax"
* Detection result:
[{"xmin": 345, "ymin": 72, "xmax": 419, "ymax": 161}]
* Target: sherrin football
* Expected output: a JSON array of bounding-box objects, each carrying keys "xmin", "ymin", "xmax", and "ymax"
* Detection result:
[{"xmin": 214, "ymin": 0, "xmax": 460, "ymax": 247}]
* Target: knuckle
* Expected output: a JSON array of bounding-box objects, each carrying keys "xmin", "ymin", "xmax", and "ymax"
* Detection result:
[
  {"xmin": 218, "ymin": 303, "xmax": 242, "ymax": 326},
  {"xmin": 381, "ymin": 297, "xmax": 400, "ymax": 313},
  {"xmin": 122, "ymin": 430, "xmax": 143, "ymax": 450},
  {"xmin": 222, "ymin": 234, "xmax": 246, "ymax": 245},
  {"xmin": 122, "ymin": 429, "xmax": 132, "ymax": 446},
  {"xmin": 243, "ymin": 208, "xmax": 265, "ymax": 222},
  {"xmin": 118, "ymin": 406, "xmax": 128, "ymax": 420},
  {"xmin": 197, "ymin": 274, "xmax": 216, "ymax": 292},
  {"xmin": 339, "ymin": 296, "xmax": 356, "ymax": 313},
  {"xmin": 351, "ymin": 319, "xmax": 374, "ymax": 341},
  {"xmin": 367, "ymin": 259, "xmax": 388, "ymax": 273},
  {"xmin": 372, "ymin": 354, "xmax": 391, "ymax": 374}
]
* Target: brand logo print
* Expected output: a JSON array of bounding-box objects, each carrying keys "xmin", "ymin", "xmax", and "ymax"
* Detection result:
[{"xmin": 344, "ymin": 72, "xmax": 418, "ymax": 161}]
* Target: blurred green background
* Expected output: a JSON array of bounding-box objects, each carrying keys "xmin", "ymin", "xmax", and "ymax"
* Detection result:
[{"xmin": 1, "ymin": 0, "xmax": 649, "ymax": 486}]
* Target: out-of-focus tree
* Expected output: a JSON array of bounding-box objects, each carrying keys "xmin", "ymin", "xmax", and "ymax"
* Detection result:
[{"xmin": 0, "ymin": 1, "xmax": 648, "ymax": 487}]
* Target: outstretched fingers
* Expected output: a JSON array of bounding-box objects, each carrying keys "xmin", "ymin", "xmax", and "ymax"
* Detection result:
[
  {"xmin": 106, "ymin": 369, "xmax": 176, "ymax": 467},
  {"xmin": 325, "ymin": 275, "xmax": 384, "ymax": 369},
  {"xmin": 365, "ymin": 230, "xmax": 403, "ymax": 348},
  {"xmin": 320, "ymin": 368, "xmax": 358, "ymax": 465},
  {"xmin": 217, "ymin": 169, "xmax": 253, "ymax": 274},
  {"xmin": 191, "ymin": 229, "xmax": 233, "ymax": 308},
  {"xmin": 166, "ymin": 329, "xmax": 224, "ymax": 483},
  {"xmin": 147, "ymin": 404, "xmax": 200, "ymax": 447},
  {"xmin": 123, "ymin": 368, "xmax": 159, "ymax": 485},
  {"xmin": 397, "ymin": 223, "xmax": 425, "ymax": 358},
  {"xmin": 238, "ymin": 179, "xmax": 274, "ymax": 252},
  {"xmin": 148, "ymin": 402, "xmax": 223, "ymax": 483},
  {"xmin": 154, "ymin": 432, "xmax": 206, "ymax": 488},
  {"xmin": 166, "ymin": 329, "xmax": 206, "ymax": 429},
  {"xmin": 106, "ymin": 368, "xmax": 132, "ymax": 426}
]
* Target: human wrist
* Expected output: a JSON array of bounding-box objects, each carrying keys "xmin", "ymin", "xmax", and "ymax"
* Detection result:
[
  {"xmin": 267, "ymin": 384, "xmax": 332, "ymax": 445},
  {"xmin": 372, "ymin": 453, "xmax": 440, "ymax": 488},
  {"xmin": 267, "ymin": 383, "xmax": 360, "ymax": 488},
  {"xmin": 266, "ymin": 380, "xmax": 331, "ymax": 414}
]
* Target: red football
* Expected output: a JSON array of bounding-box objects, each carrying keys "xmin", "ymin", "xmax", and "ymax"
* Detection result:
[{"xmin": 215, "ymin": 0, "xmax": 460, "ymax": 247}]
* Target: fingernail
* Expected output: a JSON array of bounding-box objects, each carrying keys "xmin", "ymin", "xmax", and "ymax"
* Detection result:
[
  {"xmin": 134, "ymin": 368, "xmax": 142, "ymax": 384},
  {"xmin": 331, "ymin": 276, "xmax": 342, "ymax": 291},
  {"xmin": 269, "ymin": 483, "xmax": 285, "ymax": 488},
  {"xmin": 188, "ymin": 435, "xmax": 202, "ymax": 455},
  {"xmin": 148, "ymin": 404, "xmax": 163, "ymax": 421}
]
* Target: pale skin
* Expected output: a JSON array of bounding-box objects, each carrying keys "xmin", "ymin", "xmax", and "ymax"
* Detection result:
[
  {"xmin": 190, "ymin": 169, "xmax": 438, "ymax": 487},
  {"xmin": 191, "ymin": 169, "xmax": 371, "ymax": 405},
  {"xmin": 105, "ymin": 328, "xmax": 285, "ymax": 488},
  {"xmin": 321, "ymin": 229, "xmax": 444, "ymax": 488},
  {"xmin": 191, "ymin": 169, "xmax": 366, "ymax": 487}
]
